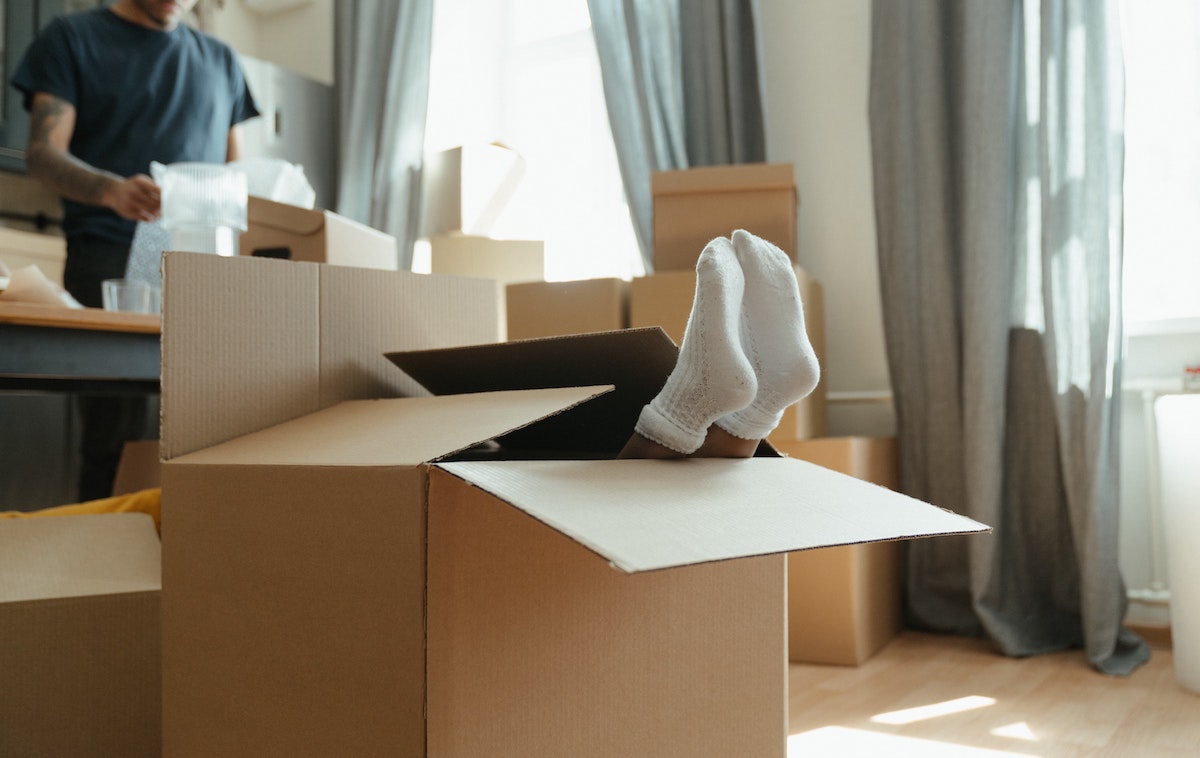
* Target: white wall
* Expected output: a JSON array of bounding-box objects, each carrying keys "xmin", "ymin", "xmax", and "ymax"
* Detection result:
[
  {"xmin": 757, "ymin": 0, "xmax": 894, "ymax": 438},
  {"xmin": 210, "ymin": 0, "xmax": 334, "ymax": 85}
]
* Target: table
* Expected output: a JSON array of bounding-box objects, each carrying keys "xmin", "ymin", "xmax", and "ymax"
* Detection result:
[{"xmin": 0, "ymin": 302, "xmax": 160, "ymax": 393}]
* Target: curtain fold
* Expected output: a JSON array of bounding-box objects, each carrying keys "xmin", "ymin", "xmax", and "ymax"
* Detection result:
[
  {"xmin": 589, "ymin": 0, "xmax": 765, "ymax": 271},
  {"xmin": 335, "ymin": 0, "xmax": 435, "ymax": 270},
  {"xmin": 869, "ymin": 0, "xmax": 1149, "ymax": 675}
]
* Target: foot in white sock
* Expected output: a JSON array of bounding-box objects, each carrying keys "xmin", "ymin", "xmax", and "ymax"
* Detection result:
[
  {"xmin": 715, "ymin": 229, "xmax": 820, "ymax": 441},
  {"xmin": 634, "ymin": 237, "xmax": 757, "ymax": 454}
]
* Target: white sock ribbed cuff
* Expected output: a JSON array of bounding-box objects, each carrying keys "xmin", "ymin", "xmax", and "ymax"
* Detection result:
[{"xmin": 634, "ymin": 403, "xmax": 708, "ymax": 454}]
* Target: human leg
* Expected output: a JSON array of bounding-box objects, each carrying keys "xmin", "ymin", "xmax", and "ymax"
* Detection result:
[{"xmin": 65, "ymin": 234, "xmax": 151, "ymax": 501}]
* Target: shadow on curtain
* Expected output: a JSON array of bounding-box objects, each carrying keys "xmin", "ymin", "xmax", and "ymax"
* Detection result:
[
  {"xmin": 869, "ymin": 0, "xmax": 1149, "ymax": 674},
  {"xmin": 335, "ymin": 0, "xmax": 435, "ymax": 271},
  {"xmin": 588, "ymin": 0, "xmax": 765, "ymax": 271}
]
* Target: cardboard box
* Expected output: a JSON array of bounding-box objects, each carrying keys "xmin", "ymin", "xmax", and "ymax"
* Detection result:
[
  {"xmin": 0, "ymin": 226, "xmax": 66, "ymax": 287},
  {"xmin": 419, "ymin": 143, "xmax": 525, "ymax": 236},
  {"xmin": 428, "ymin": 233, "xmax": 544, "ymax": 284},
  {"xmin": 505, "ymin": 277, "xmax": 628, "ymax": 340},
  {"xmin": 429, "ymin": 234, "xmax": 545, "ymax": 339},
  {"xmin": 629, "ymin": 265, "xmax": 828, "ymax": 439},
  {"xmin": 774, "ymin": 436, "xmax": 904, "ymax": 665},
  {"xmin": 0, "ymin": 513, "xmax": 161, "ymax": 758},
  {"xmin": 158, "ymin": 252, "xmax": 987, "ymax": 757},
  {"xmin": 651, "ymin": 163, "xmax": 797, "ymax": 271},
  {"xmin": 239, "ymin": 196, "xmax": 398, "ymax": 270}
]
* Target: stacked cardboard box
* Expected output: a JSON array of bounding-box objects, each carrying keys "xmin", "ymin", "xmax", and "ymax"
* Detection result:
[
  {"xmin": 772, "ymin": 436, "xmax": 906, "ymax": 665},
  {"xmin": 157, "ymin": 251, "xmax": 985, "ymax": 757},
  {"xmin": 505, "ymin": 277, "xmax": 628, "ymax": 340},
  {"xmin": 421, "ymin": 144, "xmax": 546, "ymax": 338}
]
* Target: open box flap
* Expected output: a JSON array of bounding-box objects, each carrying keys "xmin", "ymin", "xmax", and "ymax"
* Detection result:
[
  {"xmin": 167, "ymin": 385, "xmax": 614, "ymax": 467},
  {"xmin": 0, "ymin": 513, "xmax": 161, "ymax": 603},
  {"xmin": 437, "ymin": 457, "xmax": 989, "ymax": 573},
  {"xmin": 386, "ymin": 327, "xmax": 776, "ymax": 457},
  {"xmin": 248, "ymin": 196, "xmax": 327, "ymax": 236}
]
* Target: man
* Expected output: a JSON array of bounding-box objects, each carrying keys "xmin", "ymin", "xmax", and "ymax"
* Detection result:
[{"xmin": 12, "ymin": 0, "xmax": 260, "ymax": 500}]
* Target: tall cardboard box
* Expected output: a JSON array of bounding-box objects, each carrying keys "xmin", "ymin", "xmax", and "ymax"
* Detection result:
[
  {"xmin": 651, "ymin": 163, "xmax": 797, "ymax": 271},
  {"xmin": 158, "ymin": 252, "xmax": 987, "ymax": 757},
  {"xmin": 240, "ymin": 196, "xmax": 398, "ymax": 270},
  {"xmin": 505, "ymin": 277, "xmax": 628, "ymax": 340},
  {"xmin": 774, "ymin": 437, "xmax": 905, "ymax": 665},
  {"xmin": 629, "ymin": 265, "xmax": 828, "ymax": 439},
  {"xmin": 0, "ymin": 513, "xmax": 161, "ymax": 758}
]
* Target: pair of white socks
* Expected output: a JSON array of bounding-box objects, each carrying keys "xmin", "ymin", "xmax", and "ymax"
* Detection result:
[{"xmin": 634, "ymin": 230, "xmax": 820, "ymax": 454}]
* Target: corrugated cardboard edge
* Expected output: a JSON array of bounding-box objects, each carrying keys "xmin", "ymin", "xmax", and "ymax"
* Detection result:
[
  {"xmin": 436, "ymin": 458, "xmax": 990, "ymax": 574},
  {"xmin": 161, "ymin": 251, "xmax": 500, "ymax": 460},
  {"xmin": 0, "ymin": 513, "xmax": 161, "ymax": 603}
]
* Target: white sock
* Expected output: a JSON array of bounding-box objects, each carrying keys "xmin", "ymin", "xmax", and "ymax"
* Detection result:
[
  {"xmin": 715, "ymin": 229, "xmax": 820, "ymax": 441},
  {"xmin": 635, "ymin": 237, "xmax": 757, "ymax": 453}
]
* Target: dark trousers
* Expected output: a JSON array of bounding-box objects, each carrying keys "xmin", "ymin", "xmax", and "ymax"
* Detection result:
[{"xmin": 65, "ymin": 233, "xmax": 153, "ymax": 501}]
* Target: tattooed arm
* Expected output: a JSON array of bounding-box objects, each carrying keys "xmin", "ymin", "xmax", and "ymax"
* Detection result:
[{"xmin": 25, "ymin": 92, "xmax": 161, "ymax": 222}]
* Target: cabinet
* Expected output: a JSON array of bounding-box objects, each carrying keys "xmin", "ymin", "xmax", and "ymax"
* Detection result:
[{"xmin": 0, "ymin": 1, "xmax": 105, "ymax": 172}]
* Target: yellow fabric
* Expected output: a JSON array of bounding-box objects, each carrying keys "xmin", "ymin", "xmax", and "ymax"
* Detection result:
[{"xmin": 0, "ymin": 487, "xmax": 162, "ymax": 533}]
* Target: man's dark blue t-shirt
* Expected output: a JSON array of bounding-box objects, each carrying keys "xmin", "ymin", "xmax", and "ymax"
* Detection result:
[{"xmin": 11, "ymin": 8, "xmax": 260, "ymax": 245}]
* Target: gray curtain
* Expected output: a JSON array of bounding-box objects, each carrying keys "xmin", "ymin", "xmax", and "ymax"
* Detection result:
[
  {"xmin": 589, "ymin": 0, "xmax": 766, "ymax": 271},
  {"xmin": 870, "ymin": 0, "xmax": 1149, "ymax": 675},
  {"xmin": 335, "ymin": 0, "xmax": 435, "ymax": 270}
]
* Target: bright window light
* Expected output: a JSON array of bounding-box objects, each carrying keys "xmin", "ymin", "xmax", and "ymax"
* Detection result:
[
  {"xmin": 788, "ymin": 726, "xmax": 1037, "ymax": 757},
  {"xmin": 424, "ymin": 0, "xmax": 643, "ymax": 281},
  {"xmin": 990, "ymin": 721, "xmax": 1040, "ymax": 741},
  {"xmin": 870, "ymin": 695, "xmax": 997, "ymax": 726},
  {"xmin": 1120, "ymin": 0, "xmax": 1200, "ymax": 327}
]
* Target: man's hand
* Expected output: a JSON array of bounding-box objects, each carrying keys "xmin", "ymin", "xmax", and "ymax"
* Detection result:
[{"xmin": 102, "ymin": 174, "xmax": 161, "ymax": 222}]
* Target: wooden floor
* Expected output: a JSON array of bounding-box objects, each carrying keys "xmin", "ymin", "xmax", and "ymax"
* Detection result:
[{"xmin": 788, "ymin": 631, "xmax": 1199, "ymax": 757}]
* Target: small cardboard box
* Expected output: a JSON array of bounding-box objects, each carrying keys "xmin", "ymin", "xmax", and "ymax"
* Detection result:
[
  {"xmin": 428, "ymin": 234, "xmax": 545, "ymax": 339},
  {"xmin": 651, "ymin": 163, "xmax": 797, "ymax": 271},
  {"xmin": 159, "ymin": 252, "xmax": 986, "ymax": 757},
  {"xmin": 239, "ymin": 196, "xmax": 398, "ymax": 270},
  {"xmin": 505, "ymin": 277, "xmax": 628, "ymax": 340},
  {"xmin": 774, "ymin": 436, "xmax": 904, "ymax": 665},
  {"xmin": 419, "ymin": 143, "xmax": 525, "ymax": 237},
  {"xmin": 0, "ymin": 513, "xmax": 161, "ymax": 758},
  {"xmin": 427, "ymin": 233, "xmax": 544, "ymax": 284},
  {"xmin": 629, "ymin": 265, "xmax": 828, "ymax": 439}
]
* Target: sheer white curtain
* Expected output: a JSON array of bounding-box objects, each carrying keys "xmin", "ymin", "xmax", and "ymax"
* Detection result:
[
  {"xmin": 870, "ymin": 0, "xmax": 1149, "ymax": 675},
  {"xmin": 336, "ymin": 0, "xmax": 436, "ymax": 270}
]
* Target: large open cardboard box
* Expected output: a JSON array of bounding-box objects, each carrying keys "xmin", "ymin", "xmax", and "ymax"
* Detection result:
[
  {"xmin": 0, "ymin": 513, "xmax": 161, "ymax": 758},
  {"xmin": 159, "ymin": 252, "xmax": 986, "ymax": 758}
]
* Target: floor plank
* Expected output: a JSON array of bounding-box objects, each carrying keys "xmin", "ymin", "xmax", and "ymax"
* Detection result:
[{"xmin": 788, "ymin": 631, "xmax": 1199, "ymax": 757}]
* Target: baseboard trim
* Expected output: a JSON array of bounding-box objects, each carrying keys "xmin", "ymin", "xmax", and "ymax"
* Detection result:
[{"xmin": 1128, "ymin": 623, "xmax": 1172, "ymax": 650}]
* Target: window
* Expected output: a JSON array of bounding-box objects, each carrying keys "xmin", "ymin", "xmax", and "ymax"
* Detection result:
[
  {"xmin": 422, "ymin": 0, "xmax": 642, "ymax": 281},
  {"xmin": 1120, "ymin": 0, "xmax": 1200, "ymax": 330}
]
